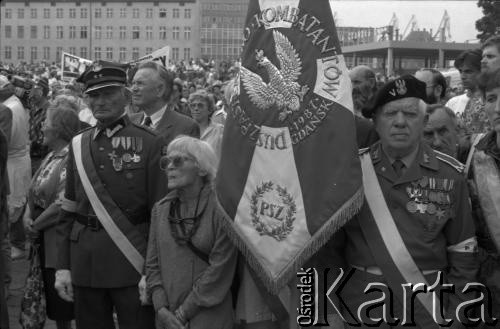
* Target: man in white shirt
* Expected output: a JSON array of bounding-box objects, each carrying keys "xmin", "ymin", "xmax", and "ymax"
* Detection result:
[
  {"xmin": 0, "ymin": 75, "xmax": 31, "ymax": 296},
  {"xmin": 445, "ymin": 49, "xmax": 482, "ymax": 117}
]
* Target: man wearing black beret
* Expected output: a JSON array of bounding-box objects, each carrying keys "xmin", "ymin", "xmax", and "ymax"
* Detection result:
[
  {"xmin": 322, "ymin": 75, "xmax": 479, "ymax": 328},
  {"xmin": 54, "ymin": 61, "xmax": 166, "ymax": 329}
]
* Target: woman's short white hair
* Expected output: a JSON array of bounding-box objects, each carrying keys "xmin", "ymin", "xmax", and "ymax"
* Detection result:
[{"xmin": 167, "ymin": 135, "xmax": 218, "ymax": 182}]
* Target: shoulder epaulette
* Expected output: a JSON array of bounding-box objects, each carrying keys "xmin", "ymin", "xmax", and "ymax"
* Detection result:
[
  {"xmin": 74, "ymin": 125, "xmax": 94, "ymax": 137},
  {"xmin": 434, "ymin": 150, "xmax": 465, "ymax": 173},
  {"xmin": 358, "ymin": 147, "xmax": 370, "ymax": 156},
  {"xmin": 130, "ymin": 122, "xmax": 158, "ymax": 136}
]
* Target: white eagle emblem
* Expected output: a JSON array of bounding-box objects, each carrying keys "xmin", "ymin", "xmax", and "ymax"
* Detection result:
[{"xmin": 240, "ymin": 30, "xmax": 310, "ymax": 121}]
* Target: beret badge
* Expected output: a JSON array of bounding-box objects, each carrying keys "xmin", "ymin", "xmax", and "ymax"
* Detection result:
[{"xmin": 389, "ymin": 79, "xmax": 407, "ymax": 97}]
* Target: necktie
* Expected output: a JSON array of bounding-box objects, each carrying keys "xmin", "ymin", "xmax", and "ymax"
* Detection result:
[
  {"xmin": 143, "ymin": 116, "xmax": 152, "ymax": 127},
  {"xmin": 392, "ymin": 159, "xmax": 405, "ymax": 178}
]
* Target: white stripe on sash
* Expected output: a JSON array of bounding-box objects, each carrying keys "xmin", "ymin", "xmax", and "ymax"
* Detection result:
[
  {"xmin": 72, "ymin": 134, "xmax": 144, "ymax": 274},
  {"xmin": 360, "ymin": 152, "xmax": 444, "ymax": 324}
]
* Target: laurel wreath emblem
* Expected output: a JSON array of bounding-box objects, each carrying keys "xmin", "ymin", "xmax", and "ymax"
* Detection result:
[{"xmin": 250, "ymin": 181, "xmax": 297, "ymax": 241}]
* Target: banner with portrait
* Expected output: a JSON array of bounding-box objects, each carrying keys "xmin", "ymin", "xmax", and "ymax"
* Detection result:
[
  {"xmin": 61, "ymin": 52, "xmax": 92, "ymax": 81},
  {"xmin": 128, "ymin": 46, "xmax": 170, "ymax": 67}
]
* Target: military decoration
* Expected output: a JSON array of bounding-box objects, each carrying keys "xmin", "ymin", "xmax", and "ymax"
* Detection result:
[
  {"xmin": 122, "ymin": 153, "xmax": 132, "ymax": 163},
  {"xmin": 109, "ymin": 136, "xmax": 143, "ymax": 171},
  {"xmin": 108, "ymin": 150, "xmax": 123, "ymax": 172},
  {"xmin": 132, "ymin": 137, "xmax": 142, "ymax": 163},
  {"xmin": 111, "ymin": 137, "xmax": 121, "ymax": 149},
  {"xmin": 406, "ymin": 176, "xmax": 455, "ymax": 231}
]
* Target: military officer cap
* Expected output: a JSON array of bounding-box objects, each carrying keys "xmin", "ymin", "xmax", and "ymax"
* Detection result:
[
  {"xmin": 77, "ymin": 60, "xmax": 128, "ymax": 94},
  {"xmin": 362, "ymin": 75, "xmax": 427, "ymax": 118}
]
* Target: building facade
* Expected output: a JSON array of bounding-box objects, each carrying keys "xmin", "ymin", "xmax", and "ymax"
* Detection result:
[
  {"xmin": 0, "ymin": 0, "xmax": 200, "ymax": 64},
  {"xmin": 200, "ymin": 0, "xmax": 247, "ymax": 63}
]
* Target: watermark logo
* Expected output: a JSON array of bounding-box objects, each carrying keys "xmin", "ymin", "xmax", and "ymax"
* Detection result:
[{"xmin": 296, "ymin": 268, "xmax": 498, "ymax": 327}]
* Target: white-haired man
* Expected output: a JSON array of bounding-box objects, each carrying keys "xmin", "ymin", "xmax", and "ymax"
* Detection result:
[
  {"xmin": 130, "ymin": 61, "xmax": 199, "ymax": 145},
  {"xmin": 320, "ymin": 75, "xmax": 478, "ymax": 329}
]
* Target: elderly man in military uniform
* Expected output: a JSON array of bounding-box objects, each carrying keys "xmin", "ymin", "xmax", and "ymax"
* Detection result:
[
  {"xmin": 321, "ymin": 76, "xmax": 478, "ymax": 329},
  {"xmin": 54, "ymin": 61, "xmax": 166, "ymax": 329}
]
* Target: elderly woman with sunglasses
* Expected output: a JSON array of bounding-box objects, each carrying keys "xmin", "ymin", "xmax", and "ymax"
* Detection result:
[
  {"xmin": 145, "ymin": 135, "xmax": 237, "ymax": 329},
  {"xmin": 188, "ymin": 90, "xmax": 224, "ymax": 159}
]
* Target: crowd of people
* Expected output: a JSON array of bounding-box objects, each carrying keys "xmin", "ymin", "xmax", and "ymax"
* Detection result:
[{"xmin": 0, "ymin": 32, "xmax": 500, "ymax": 329}]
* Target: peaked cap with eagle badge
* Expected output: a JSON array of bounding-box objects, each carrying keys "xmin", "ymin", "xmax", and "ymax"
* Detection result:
[
  {"xmin": 77, "ymin": 60, "xmax": 128, "ymax": 94},
  {"xmin": 362, "ymin": 74, "xmax": 427, "ymax": 118}
]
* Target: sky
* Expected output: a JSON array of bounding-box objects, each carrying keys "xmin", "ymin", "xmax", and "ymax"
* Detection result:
[{"xmin": 330, "ymin": 1, "xmax": 483, "ymax": 43}]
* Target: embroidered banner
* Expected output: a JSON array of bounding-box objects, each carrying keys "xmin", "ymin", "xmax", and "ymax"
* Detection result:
[{"xmin": 216, "ymin": 0, "xmax": 363, "ymax": 293}]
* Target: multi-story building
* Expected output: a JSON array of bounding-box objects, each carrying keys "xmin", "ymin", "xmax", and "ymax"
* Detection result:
[
  {"xmin": 200, "ymin": 0, "xmax": 247, "ymax": 62},
  {"xmin": 0, "ymin": 0, "xmax": 200, "ymax": 64}
]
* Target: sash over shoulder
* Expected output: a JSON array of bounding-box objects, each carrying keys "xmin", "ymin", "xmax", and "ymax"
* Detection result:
[{"xmin": 72, "ymin": 131, "xmax": 147, "ymax": 274}]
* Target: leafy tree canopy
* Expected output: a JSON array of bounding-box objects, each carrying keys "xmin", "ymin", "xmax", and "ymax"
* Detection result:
[{"xmin": 476, "ymin": 0, "xmax": 500, "ymax": 42}]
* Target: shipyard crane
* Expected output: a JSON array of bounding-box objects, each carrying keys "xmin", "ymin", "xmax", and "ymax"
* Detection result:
[
  {"xmin": 389, "ymin": 13, "xmax": 399, "ymax": 31},
  {"xmin": 433, "ymin": 10, "xmax": 451, "ymax": 42},
  {"xmin": 388, "ymin": 12, "xmax": 399, "ymax": 40},
  {"xmin": 402, "ymin": 15, "xmax": 418, "ymax": 40}
]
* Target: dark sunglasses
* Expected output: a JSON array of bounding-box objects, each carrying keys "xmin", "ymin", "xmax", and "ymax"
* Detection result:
[{"xmin": 159, "ymin": 155, "xmax": 195, "ymax": 170}]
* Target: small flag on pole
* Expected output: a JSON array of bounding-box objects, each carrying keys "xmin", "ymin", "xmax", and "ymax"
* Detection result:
[{"xmin": 216, "ymin": 0, "xmax": 363, "ymax": 294}]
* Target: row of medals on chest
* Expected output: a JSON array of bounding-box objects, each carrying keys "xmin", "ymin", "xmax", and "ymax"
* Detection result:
[
  {"xmin": 406, "ymin": 176, "xmax": 454, "ymax": 221},
  {"xmin": 108, "ymin": 137, "xmax": 143, "ymax": 172}
]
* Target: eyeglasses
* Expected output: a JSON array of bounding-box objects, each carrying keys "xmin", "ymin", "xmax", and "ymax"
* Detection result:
[
  {"xmin": 189, "ymin": 102, "xmax": 207, "ymax": 109},
  {"xmin": 159, "ymin": 155, "xmax": 195, "ymax": 170}
]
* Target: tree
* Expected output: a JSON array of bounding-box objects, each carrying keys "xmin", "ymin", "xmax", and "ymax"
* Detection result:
[{"xmin": 476, "ymin": 0, "xmax": 500, "ymax": 42}]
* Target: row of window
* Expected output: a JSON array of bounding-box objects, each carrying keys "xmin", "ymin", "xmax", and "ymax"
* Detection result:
[
  {"xmin": 201, "ymin": 28, "xmax": 242, "ymax": 40},
  {"xmin": 3, "ymin": 46, "xmax": 191, "ymax": 62},
  {"xmin": 3, "ymin": 7, "xmax": 191, "ymax": 19},
  {"xmin": 4, "ymin": 25, "xmax": 192, "ymax": 41},
  {"xmin": 202, "ymin": 3, "xmax": 247, "ymax": 11},
  {"xmin": 202, "ymin": 16, "xmax": 244, "ymax": 25},
  {"xmin": 201, "ymin": 46, "xmax": 241, "ymax": 57}
]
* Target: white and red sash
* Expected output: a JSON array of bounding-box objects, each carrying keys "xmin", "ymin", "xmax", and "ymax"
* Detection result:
[
  {"xmin": 359, "ymin": 152, "xmax": 443, "ymax": 328},
  {"xmin": 72, "ymin": 131, "xmax": 146, "ymax": 274}
]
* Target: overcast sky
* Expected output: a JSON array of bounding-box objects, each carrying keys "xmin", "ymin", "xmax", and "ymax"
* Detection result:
[{"xmin": 330, "ymin": 1, "xmax": 483, "ymax": 43}]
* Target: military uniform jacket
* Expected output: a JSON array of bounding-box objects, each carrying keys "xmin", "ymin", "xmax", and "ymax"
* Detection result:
[
  {"xmin": 56, "ymin": 115, "xmax": 166, "ymax": 288},
  {"xmin": 325, "ymin": 142, "xmax": 478, "ymax": 316}
]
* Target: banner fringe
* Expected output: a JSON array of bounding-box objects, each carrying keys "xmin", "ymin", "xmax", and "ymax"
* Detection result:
[{"xmin": 215, "ymin": 186, "xmax": 364, "ymax": 295}]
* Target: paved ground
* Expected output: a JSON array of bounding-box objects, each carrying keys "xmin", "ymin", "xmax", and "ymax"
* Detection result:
[{"xmin": 7, "ymin": 257, "xmax": 61, "ymax": 329}]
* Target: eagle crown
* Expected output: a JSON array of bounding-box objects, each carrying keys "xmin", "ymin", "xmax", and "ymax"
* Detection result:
[{"xmin": 240, "ymin": 30, "xmax": 309, "ymax": 121}]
